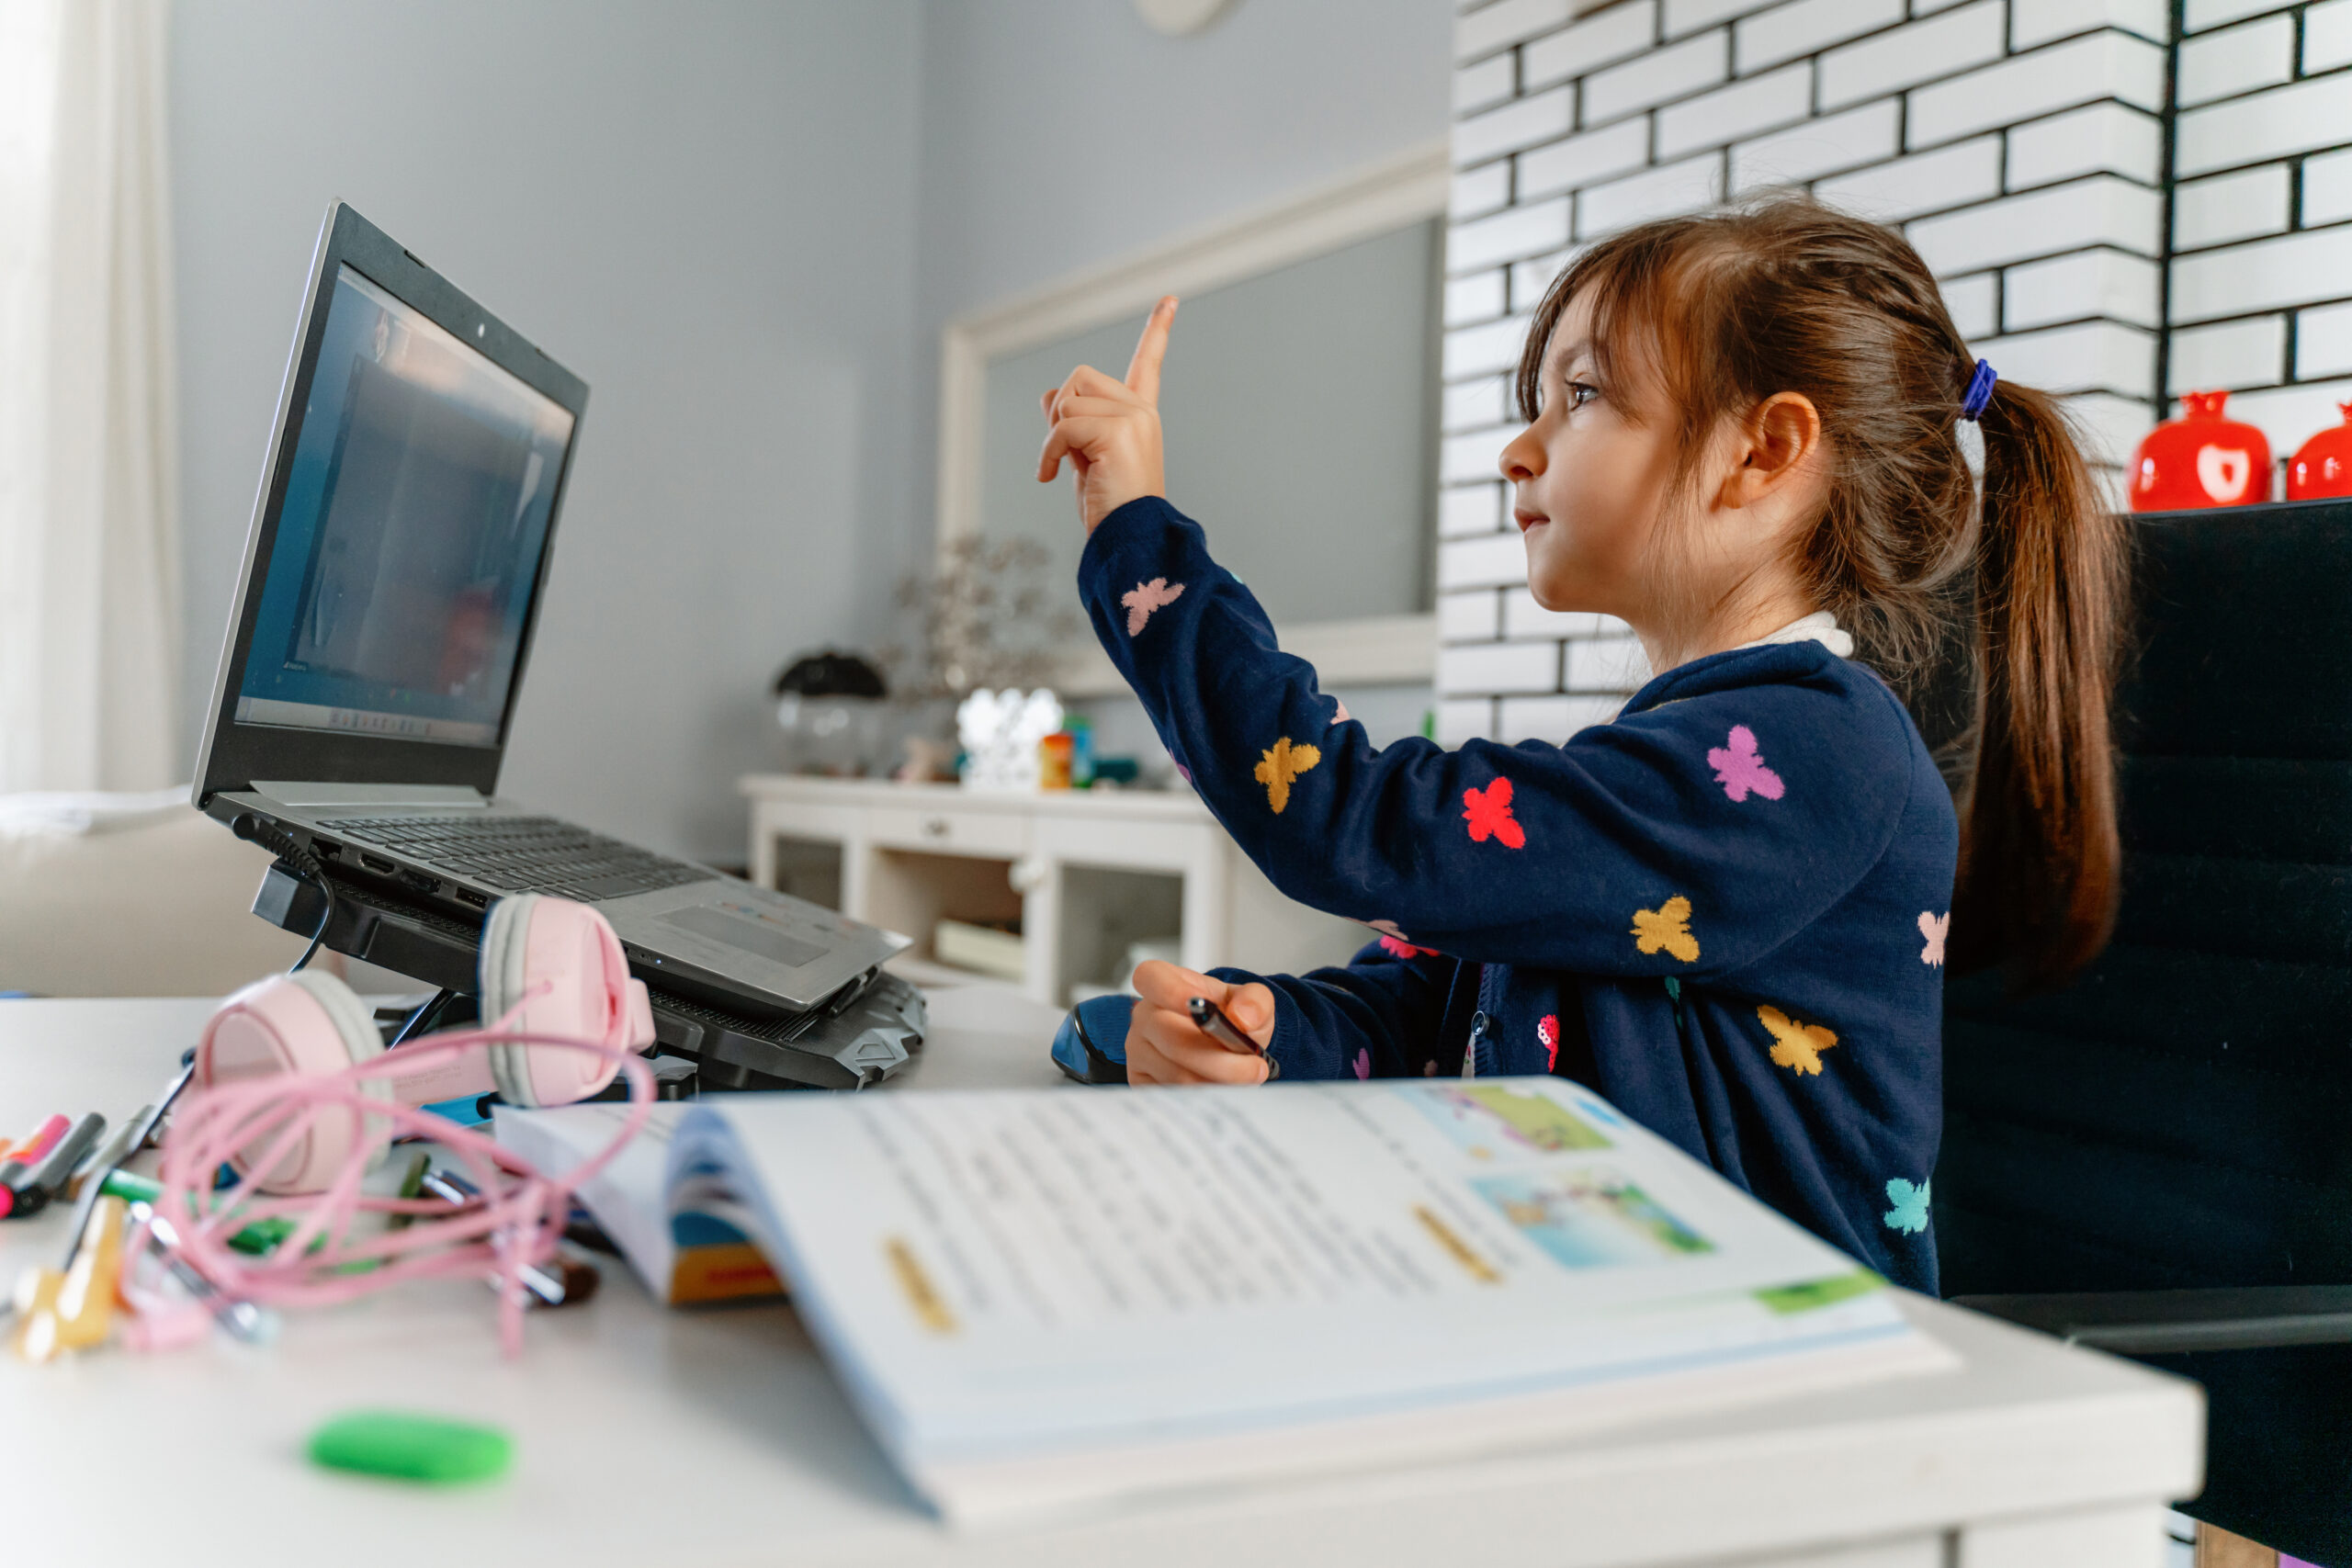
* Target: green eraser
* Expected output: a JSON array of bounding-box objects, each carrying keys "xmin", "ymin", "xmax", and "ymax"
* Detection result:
[{"xmin": 307, "ymin": 1410, "xmax": 513, "ymax": 1484}]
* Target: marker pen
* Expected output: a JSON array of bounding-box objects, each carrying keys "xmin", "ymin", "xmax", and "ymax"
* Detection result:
[
  {"xmin": 97, "ymin": 1169, "xmax": 296, "ymax": 1255},
  {"xmin": 2, "ymin": 1112, "xmax": 106, "ymax": 1219},
  {"xmin": 62, "ymin": 1115, "xmax": 149, "ymax": 1203},
  {"xmin": 0, "ymin": 1114, "xmax": 68, "ymax": 1168}
]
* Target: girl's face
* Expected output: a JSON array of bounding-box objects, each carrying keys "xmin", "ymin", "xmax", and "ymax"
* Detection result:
[{"xmin": 1496, "ymin": 294, "xmax": 1684, "ymax": 619}]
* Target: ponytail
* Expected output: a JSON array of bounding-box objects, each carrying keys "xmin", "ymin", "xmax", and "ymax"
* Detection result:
[{"xmin": 1951, "ymin": 383, "xmax": 2129, "ymax": 989}]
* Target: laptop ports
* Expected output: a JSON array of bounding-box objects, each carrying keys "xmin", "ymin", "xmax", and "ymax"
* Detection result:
[
  {"xmin": 456, "ymin": 888, "xmax": 490, "ymax": 909},
  {"xmin": 312, "ymin": 840, "xmax": 341, "ymax": 861},
  {"xmin": 397, "ymin": 868, "xmax": 440, "ymax": 897},
  {"xmin": 358, "ymin": 852, "xmax": 396, "ymax": 875}
]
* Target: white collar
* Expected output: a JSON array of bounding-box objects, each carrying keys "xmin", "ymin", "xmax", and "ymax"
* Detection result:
[{"xmin": 1730, "ymin": 609, "xmax": 1853, "ymax": 659}]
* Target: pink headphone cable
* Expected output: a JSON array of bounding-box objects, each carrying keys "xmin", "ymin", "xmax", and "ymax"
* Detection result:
[{"xmin": 147, "ymin": 1007, "xmax": 656, "ymax": 1357}]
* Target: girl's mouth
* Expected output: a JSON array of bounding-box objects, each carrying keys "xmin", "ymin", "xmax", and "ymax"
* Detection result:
[{"xmin": 1513, "ymin": 509, "xmax": 1549, "ymax": 533}]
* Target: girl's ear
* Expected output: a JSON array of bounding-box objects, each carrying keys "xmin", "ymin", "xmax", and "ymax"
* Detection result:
[{"xmin": 1717, "ymin": 392, "xmax": 1823, "ymax": 511}]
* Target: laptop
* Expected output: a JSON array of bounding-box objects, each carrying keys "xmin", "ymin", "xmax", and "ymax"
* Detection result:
[{"xmin": 194, "ymin": 202, "xmax": 905, "ymax": 1018}]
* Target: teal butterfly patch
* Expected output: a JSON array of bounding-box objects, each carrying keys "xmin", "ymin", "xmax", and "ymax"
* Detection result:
[{"xmin": 1882, "ymin": 1177, "xmax": 1930, "ymax": 1235}]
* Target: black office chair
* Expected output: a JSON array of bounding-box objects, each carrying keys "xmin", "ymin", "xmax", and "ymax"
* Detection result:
[{"xmin": 1932, "ymin": 496, "xmax": 2352, "ymax": 1567}]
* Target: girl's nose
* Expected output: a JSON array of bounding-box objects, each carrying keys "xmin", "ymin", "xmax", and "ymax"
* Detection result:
[{"xmin": 1498, "ymin": 425, "xmax": 1544, "ymax": 482}]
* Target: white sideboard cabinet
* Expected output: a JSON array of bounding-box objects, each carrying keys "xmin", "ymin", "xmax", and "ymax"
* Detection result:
[{"xmin": 740, "ymin": 776, "xmax": 1368, "ymax": 1007}]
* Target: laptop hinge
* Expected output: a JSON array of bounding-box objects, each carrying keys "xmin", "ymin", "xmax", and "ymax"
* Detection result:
[{"xmin": 251, "ymin": 782, "xmax": 492, "ymax": 809}]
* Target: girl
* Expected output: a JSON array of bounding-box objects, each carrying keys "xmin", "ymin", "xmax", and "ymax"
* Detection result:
[{"xmin": 1035, "ymin": 197, "xmax": 2126, "ymax": 1292}]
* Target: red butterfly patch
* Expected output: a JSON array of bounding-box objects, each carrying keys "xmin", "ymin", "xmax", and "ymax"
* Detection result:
[
  {"xmin": 1537, "ymin": 1014, "xmax": 1559, "ymax": 1071},
  {"xmin": 1462, "ymin": 777, "xmax": 1526, "ymax": 849}
]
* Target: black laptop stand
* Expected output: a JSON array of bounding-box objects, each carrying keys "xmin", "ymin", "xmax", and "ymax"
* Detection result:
[{"xmin": 253, "ymin": 863, "xmax": 922, "ymax": 1091}]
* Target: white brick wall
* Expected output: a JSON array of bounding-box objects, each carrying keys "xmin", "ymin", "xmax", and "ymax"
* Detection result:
[
  {"xmin": 2162, "ymin": 1, "xmax": 2352, "ymax": 476},
  {"xmin": 1439, "ymin": 0, "xmax": 2352, "ymax": 744},
  {"xmin": 1441, "ymin": 0, "xmax": 2180, "ymax": 739}
]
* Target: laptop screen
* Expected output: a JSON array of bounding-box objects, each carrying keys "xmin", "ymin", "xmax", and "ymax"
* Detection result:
[{"xmin": 232, "ymin": 265, "xmax": 576, "ymax": 749}]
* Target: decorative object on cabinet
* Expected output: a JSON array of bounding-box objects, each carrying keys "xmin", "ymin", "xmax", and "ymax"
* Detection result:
[
  {"xmin": 956, "ymin": 688, "xmax": 1064, "ymax": 793},
  {"xmin": 2288, "ymin": 404, "xmax": 2352, "ymax": 502},
  {"xmin": 880, "ymin": 534, "xmax": 1079, "ymax": 699},
  {"xmin": 2131, "ymin": 391, "xmax": 2273, "ymax": 512},
  {"xmin": 772, "ymin": 650, "xmax": 888, "ymax": 776}
]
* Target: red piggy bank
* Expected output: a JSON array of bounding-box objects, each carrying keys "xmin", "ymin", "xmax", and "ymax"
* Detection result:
[
  {"xmin": 2288, "ymin": 402, "xmax": 2352, "ymax": 502},
  {"xmin": 2131, "ymin": 390, "xmax": 2272, "ymax": 511}
]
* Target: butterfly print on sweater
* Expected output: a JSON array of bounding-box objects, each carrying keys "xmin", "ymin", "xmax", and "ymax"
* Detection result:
[
  {"xmin": 1462, "ymin": 777, "xmax": 1526, "ymax": 848},
  {"xmin": 1121, "ymin": 578, "xmax": 1184, "ymax": 636},
  {"xmin": 1883, "ymin": 1178, "xmax": 1930, "ymax": 1234},
  {"xmin": 1758, "ymin": 1005, "xmax": 1838, "ymax": 1076},
  {"xmin": 1707, "ymin": 725, "xmax": 1785, "ymax": 803},
  {"xmin": 1253, "ymin": 738, "xmax": 1321, "ymax": 813},
  {"xmin": 1631, "ymin": 897, "xmax": 1700, "ymax": 963},
  {"xmin": 1917, "ymin": 911, "xmax": 1948, "ymax": 967}
]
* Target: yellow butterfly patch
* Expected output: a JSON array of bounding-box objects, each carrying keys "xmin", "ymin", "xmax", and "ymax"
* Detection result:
[
  {"xmin": 1253, "ymin": 738, "xmax": 1321, "ymax": 814},
  {"xmin": 1630, "ymin": 897, "xmax": 1700, "ymax": 963},
  {"xmin": 1758, "ymin": 1005, "xmax": 1838, "ymax": 1076}
]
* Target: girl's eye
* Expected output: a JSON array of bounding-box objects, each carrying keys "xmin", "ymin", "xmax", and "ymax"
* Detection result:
[{"xmin": 1564, "ymin": 380, "xmax": 1600, "ymax": 411}]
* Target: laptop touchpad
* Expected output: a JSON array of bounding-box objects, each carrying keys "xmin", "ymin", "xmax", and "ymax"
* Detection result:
[{"xmin": 662, "ymin": 905, "xmax": 826, "ymax": 970}]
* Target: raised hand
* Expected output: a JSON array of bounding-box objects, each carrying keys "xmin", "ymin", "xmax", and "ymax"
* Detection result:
[
  {"xmin": 1037, "ymin": 297, "xmax": 1176, "ymax": 532},
  {"xmin": 1124, "ymin": 958, "xmax": 1274, "ymax": 1086}
]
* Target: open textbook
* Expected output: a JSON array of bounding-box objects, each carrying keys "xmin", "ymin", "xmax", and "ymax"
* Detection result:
[{"xmin": 503, "ymin": 1077, "xmax": 1956, "ymax": 1524}]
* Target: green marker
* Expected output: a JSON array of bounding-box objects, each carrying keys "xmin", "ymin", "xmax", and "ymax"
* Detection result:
[
  {"xmin": 308, "ymin": 1410, "xmax": 513, "ymax": 1484},
  {"xmin": 98, "ymin": 1169, "xmax": 299, "ymax": 1256}
]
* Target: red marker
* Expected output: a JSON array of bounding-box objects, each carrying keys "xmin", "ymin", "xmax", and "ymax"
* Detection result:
[
  {"xmin": 3, "ymin": 1114, "xmax": 69, "ymax": 1166},
  {"xmin": 0, "ymin": 1114, "xmax": 74, "ymax": 1214}
]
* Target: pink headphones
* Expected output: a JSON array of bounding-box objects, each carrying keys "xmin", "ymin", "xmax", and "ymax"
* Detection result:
[
  {"xmin": 194, "ymin": 893, "xmax": 656, "ymax": 1193},
  {"xmin": 143, "ymin": 896, "xmax": 660, "ymax": 1356}
]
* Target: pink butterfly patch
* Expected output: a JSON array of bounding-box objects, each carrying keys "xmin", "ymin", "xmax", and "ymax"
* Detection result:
[
  {"xmin": 1706, "ymin": 725, "xmax": 1785, "ymax": 803},
  {"xmin": 1917, "ymin": 911, "xmax": 1948, "ymax": 967},
  {"xmin": 1537, "ymin": 1014, "xmax": 1559, "ymax": 1071},
  {"xmin": 1463, "ymin": 777, "xmax": 1527, "ymax": 849},
  {"xmin": 1365, "ymin": 918, "xmax": 1434, "ymax": 960},
  {"xmin": 1351, "ymin": 1048, "xmax": 1371, "ymax": 1080},
  {"xmin": 1121, "ymin": 577, "xmax": 1184, "ymax": 636}
]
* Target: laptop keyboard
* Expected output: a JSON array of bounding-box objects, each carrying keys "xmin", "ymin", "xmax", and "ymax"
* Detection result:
[{"xmin": 318, "ymin": 815, "xmax": 712, "ymax": 903}]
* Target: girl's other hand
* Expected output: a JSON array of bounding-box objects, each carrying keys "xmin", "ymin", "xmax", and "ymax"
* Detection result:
[
  {"xmin": 1125, "ymin": 958, "xmax": 1273, "ymax": 1086},
  {"xmin": 1037, "ymin": 297, "xmax": 1176, "ymax": 533}
]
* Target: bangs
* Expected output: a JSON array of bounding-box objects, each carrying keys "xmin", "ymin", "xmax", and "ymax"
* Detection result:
[{"xmin": 1514, "ymin": 218, "xmax": 1745, "ymax": 475}]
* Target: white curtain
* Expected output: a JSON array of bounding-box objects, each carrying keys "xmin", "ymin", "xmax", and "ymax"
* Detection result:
[{"xmin": 0, "ymin": 0, "xmax": 181, "ymax": 793}]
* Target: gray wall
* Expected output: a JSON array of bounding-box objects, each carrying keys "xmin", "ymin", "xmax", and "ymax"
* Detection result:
[
  {"xmin": 913, "ymin": 0, "xmax": 1453, "ymax": 752},
  {"xmin": 171, "ymin": 0, "xmax": 922, "ymax": 860},
  {"xmin": 168, "ymin": 0, "xmax": 1451, "ymax": 858},
  {"xmin": 980, "ymin": 220, "xmax": 1442, "ymax": 629},
  {"xmin": 913, "ymin": 0, "xmax": 1453, "ymax": 330}
]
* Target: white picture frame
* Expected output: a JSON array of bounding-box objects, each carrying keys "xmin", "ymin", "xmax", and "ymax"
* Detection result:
[{"xmin": 934, "ymin": 140, "xmax": 1451, "ymax": 696}]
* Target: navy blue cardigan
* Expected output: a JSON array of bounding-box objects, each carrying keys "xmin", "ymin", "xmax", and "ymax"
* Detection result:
[{"xmin": 1080, "ymin": 497, "xmax": 1957, "ymax": 1292}]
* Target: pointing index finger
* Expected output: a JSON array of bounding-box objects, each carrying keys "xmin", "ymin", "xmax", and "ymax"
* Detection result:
[{"xmin": 1124, "ymin": 296, "xmax": 1178, "ymax": 404}]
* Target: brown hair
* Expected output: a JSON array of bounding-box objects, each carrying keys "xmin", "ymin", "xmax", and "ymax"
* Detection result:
[{"xmin": 1517, "ymin": 196, "xmax": 2127, "ymax": 991}]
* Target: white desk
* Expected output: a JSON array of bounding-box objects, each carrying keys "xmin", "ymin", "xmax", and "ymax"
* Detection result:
[{"xmin": 3, "ymin": 996, "xmax": 2202, "ymax": 1568}]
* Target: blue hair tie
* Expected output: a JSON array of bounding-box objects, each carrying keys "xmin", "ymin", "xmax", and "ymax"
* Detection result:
[{"xmin": 1959, "ymin": 358, "xmax": 1997, "ymax": 422}]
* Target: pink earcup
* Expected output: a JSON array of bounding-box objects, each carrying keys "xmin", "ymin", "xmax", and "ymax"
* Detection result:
[
  {"xmin": 196, "ymin": 970, "xmax": 390, "ymax": 1192},
  {"xmin": 479, "ymin": 895, "xmax": 653, "ymax": 1108}
]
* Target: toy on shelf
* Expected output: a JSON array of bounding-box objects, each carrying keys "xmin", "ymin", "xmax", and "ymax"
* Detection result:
[
  {"xmin": 2131, "ymin": 390, "xmax": 2272, "ymax": 512},
  {"xmin": 2288, "ymin": 402, "xmax": 2352, "ymax": 502}
]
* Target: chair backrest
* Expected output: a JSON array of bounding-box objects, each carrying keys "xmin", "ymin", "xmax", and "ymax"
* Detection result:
[{"xmin": 1935, "ymin": 497, "xmax": 2352, "ymax": 1297}]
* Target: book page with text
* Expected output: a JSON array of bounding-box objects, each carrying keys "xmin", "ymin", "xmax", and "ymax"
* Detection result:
[{"xmin": 672, "ymin": 1077, "xmax": 1921, "ymax": 1475}]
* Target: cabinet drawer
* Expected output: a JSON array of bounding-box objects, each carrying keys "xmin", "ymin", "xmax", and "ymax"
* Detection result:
[{"xmin": 865, "ymin": 806, "xmax": 1030, "ymax": 858}]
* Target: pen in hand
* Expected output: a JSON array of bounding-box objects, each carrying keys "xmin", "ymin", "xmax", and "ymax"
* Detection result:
[{"xmin": 1188, "ymin": 997, "xmax": 1264, "ymax": 1057}]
